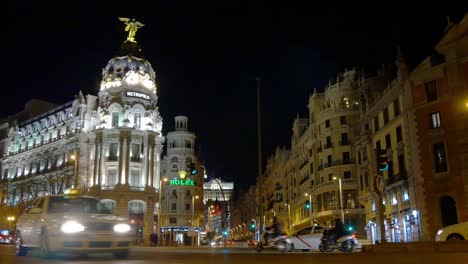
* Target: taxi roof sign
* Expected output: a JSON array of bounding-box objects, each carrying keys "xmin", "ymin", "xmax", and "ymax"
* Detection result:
[{"xmin": 63, "ymin": 188, "xmax": 80, "ymax": 198}]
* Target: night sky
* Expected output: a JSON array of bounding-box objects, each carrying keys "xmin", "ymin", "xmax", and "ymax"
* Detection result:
[{"xmin": 2, "ymin": 2, "xmax": 466, "ymax": 194}]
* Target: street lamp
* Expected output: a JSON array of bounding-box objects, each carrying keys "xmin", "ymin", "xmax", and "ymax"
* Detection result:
[
  {"xmin": 305, "ymin": 193, "xmax": 313, "ymax": 228},
  {"xmin": 284, "ymin": 203, "xmax": 291, "ymax": 233},
  {"xmin": 158, "ymin": 177, "xmax": 168, "ymax": 244},
  {"xmin": 7, "ymin": 216, "xmax": 15, "ymax": 232},
  {"xmin": 333, "ymin": 176, "xmax": 345, "ymax": 223},
  {"xmin": 192, "ymin": 195, "xmax": 199, "ymax": 246}
]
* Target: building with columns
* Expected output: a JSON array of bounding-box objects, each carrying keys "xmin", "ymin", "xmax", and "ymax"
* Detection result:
[{"xmin": 0, "ymin": 35, "xmax": 165, "ymax": 245}]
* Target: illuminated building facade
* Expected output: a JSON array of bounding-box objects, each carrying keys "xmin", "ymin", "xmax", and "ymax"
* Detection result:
[{"xmin": 0, "ymin": 39, "xmax": 165, "ymax": 245}]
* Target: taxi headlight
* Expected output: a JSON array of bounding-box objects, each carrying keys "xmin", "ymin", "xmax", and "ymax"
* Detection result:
[
  {"xmin": 61, "ymin": 221, "xmax": 85, "ymax": 233},
  {"xmin": 436, "ymin": 229, "xmax": 444, "ymax": 236},
  {"xmin": 114, "ymin": 224, "xmax": 131, "ymax": 233}
]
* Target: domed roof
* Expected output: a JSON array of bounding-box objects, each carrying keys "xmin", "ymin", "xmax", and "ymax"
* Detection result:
[{"xmin": 100, "ymin": 55, "xmax": 157, "ymax": 91}]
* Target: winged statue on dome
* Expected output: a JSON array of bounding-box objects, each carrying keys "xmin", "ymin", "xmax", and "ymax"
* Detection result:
[{"xmin": 118, "ymin": 17, "xmax": 145, "ymax": 43}]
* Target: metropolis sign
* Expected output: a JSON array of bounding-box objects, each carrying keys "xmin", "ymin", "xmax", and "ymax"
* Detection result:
[
  {"xmin": 170, "ymin": 179, "xmax": 195, "ymax": 186},
  {"xmin": 126, "ymin": 91, "xmax": 150, "ymax": 100}
]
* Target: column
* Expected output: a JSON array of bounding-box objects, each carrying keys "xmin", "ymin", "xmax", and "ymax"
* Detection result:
[
  {"xmin": 97, "ymin": 140, "xmax": 103, "ymax": 186},
  {"xmin": 149, "ymin": 143, "xmax": 155, "ymax": 188},
  {"xmin": 93, "ymin": 140, "xmax": 99, "ymax": 186},
  {"xmin": 125, "ymin": 136, "xmax": 130, "ymax": 184},
  {"xmin": 145, "ymin": 141, "xmax": 150, "ymax": 187},
  {"xmin": 118, "ymin": 134, "xmax": 124, "ymax": 184}
]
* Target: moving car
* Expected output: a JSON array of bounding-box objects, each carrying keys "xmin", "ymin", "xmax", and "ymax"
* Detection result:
[
  {"xmin": 289, "ymin": 225, "xmax": 367, "ymax": 251},
  {"xmin": 15, "ymin": 192, "xmax": 134, "ymax": 259},
  {"xmin": 435, "ymin": 221, "xmax": 468, "ymax": 241}
]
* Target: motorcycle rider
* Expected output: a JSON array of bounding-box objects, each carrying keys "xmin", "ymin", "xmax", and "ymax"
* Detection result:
[
  {"xmin": 263, "ymin": 216, "xmax": 282, "ymax": 245},
  {"xmin": 329, "ymin": 218, "xmax": 347, "ymax": 243}
]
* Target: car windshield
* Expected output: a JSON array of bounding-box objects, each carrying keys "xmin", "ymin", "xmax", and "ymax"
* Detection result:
[{"xmin": 48, "ymin": 196, "xmax": 111, "ymax": 214}]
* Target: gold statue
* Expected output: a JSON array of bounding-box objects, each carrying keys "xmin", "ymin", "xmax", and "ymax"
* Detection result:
[{"xmin": 118, "ymin": 17, "xmax": 145, "ymax": 43}]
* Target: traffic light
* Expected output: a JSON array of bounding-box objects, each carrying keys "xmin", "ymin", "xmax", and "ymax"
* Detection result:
[
  {"xmin": 377, "ymin": 149, "xmax": 389, "ymax": 172},
  {"xmin": 305, "ymin": 200, "xmax": 310, "ymax": 209},
  {"xmin": 223, "ymin": 228, "xmax": 228, "ymax": 237},
  {"xmin": 225, "ymin": 210, "xmax": 231, "ymax": 220},
  {"xmin": 249, "ymin": 220, "xmax": 256, "ymax": 232},
  {"xmin": 189, "ymin": 162, "xmax": 198, "ymax": 175}
]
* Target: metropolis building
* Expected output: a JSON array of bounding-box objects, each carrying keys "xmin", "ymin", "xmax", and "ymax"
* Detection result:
[{"xmin": 0, "ymin": 25, "xmax": 197, "ymax": 245}]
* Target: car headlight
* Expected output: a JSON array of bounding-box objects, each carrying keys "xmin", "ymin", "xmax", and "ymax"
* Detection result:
[
  {"xmin": 61, "ymin": 221, "xmax": 85, "ymax": 233},
  {"xmin": 436, "ymin": 229, "xmax": 444, "ymax": 236},
  {"xmin": 114, "ymin": 224, "xmax": 131, "ymax": 233}
]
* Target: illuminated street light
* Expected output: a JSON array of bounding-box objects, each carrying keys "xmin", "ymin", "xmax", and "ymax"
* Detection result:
[
  {"xmin": 332, "ymin": 176, "xmax": 345, "ymax": 223},
  {"xmin": 192, "ymin": 195, "xmax": 199, "ymax": 246}
]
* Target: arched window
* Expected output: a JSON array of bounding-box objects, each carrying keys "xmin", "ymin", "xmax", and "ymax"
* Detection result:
[{"xmin": 440, "ymin": 196, "xmax": 458, "ymax": 227}]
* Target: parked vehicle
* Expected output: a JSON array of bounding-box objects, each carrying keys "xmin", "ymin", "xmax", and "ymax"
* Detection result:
[
  {"xmin": 15, "ymin": 191, "xmax": 134, "ymax": 259},
  {"xmin": 435, "ymin": 221, "xmax": 468, "ymax": 241}
]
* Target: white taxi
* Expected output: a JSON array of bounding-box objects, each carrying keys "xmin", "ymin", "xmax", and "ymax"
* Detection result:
[
  {"xmin": 15, "ymin": 193, "xmax": 134, "ymax": 259},
  {"xmin": 435, "ymin": 221, "xmax": 468, "ymax": 241}
]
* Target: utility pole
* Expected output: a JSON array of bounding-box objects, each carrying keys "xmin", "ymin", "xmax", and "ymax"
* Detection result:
[{"xmin": 256, "ymin": 77, "xmax": 264, "ymax": 241}]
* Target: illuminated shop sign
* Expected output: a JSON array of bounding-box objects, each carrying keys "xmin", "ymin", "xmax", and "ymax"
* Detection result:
[
  {"xmin": 126, "ymin": 91, "xmax": 150, "ymax": 100},
  {"xmin": 170, "ymin": 179, "xmax": 195, "ymax": 186}
]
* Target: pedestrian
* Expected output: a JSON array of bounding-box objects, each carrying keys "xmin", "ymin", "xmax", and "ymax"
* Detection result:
[{"xmin": 154, "ymin": 233, "xmax": 159, "ymax": 247}]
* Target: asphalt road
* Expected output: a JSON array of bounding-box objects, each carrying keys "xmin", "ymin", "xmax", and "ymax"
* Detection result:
[{"xmin": 0, "ymin": 245, "xmax": 467, "ymax": 264}]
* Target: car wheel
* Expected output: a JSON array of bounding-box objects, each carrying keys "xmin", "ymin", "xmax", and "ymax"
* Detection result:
[
  {"xmin": 342, "ymin": 239, "xmax": 355, "ymax": 253},
  {"xmin": 447, "ymin": 234, "xmax": 464, "ymax": 240},
  {"xmin": 39, "ymin": 230, "xmax": 55, "ymax": 259},
  {"xmin": 15, "ymin": 231, "xmax": 28, "ymax": 256},
  {"xmin": 114, "ymin": 250, "xmax": 129, "ymax": 259},
  {"xmin": 276, "ymin": 240, "xmax": 287, "ymax": 252}
]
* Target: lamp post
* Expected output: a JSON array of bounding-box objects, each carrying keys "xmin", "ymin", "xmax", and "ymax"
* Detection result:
[
  {"xmin": 305, "ymin": 193, "xmax": 313, "ymax": 228},
  {"xmin": 192, "ymin": 195, "xmax": 199, "ymax": 246},
  {"xmin": 333, "ymin": 176, "xmax": 345, "ymax": 223},
  {"xmin": 7, "ymin": 216, "xmax": 15, "ymax": 232},
  {"xmin": 284, "ymin": 203, "xmax": 291, "ymax": 233},
  {"xmin": 157, "ymin": 177, "xmax": 168, "ymax": 245}
]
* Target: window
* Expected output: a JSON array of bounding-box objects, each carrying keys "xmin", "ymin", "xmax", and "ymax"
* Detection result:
[
  {"xmin": 109, "ymin": 143, "xmax": 118, "ymax": 161},
  {"xmin": 431, "ymin": 112, "xmax": 441, "ymax": 128},
  {"xmin": 374, "ymin": 116, "xmax": 379, "ymax": 131},
  {"xmin": 376, "ymin": 140, "xmax": 381, "ymax": 152},
  {"xmin": 344, "ymin": 171, "xmax": 351, "ymax": 179},
  {"xmin": 170, "ymin": 217, "xmax": 177, "ymax": 224},
  {"xmin": 398, "ymin": 155, "xmax": 406, "ymax": 178},
  {"xmin": 360, "ymin": 175, "xmax": 363, "ymax": 191},
  {"xmin": 341, "ymin": 133, "xmax": 349, "ymax": 145},
  {"xmin": 326, "ymin": 136, "xmax": 332, "ymax": 148},
  {"xmin": 129, "ymin": 202, "xmax": 144, "ymax": 213},
  {"xmin": 340, "ymin": 116, "xmax": 347, "ymax": 125},
  {"xmin": 433, "ymin": 142, "xmax": 448, "ymax": 172},
  {"xmin": 358, "ymin": 151, "xmax": 361, "ymax": 164},
  {"xmin": 111, "ymin": 112, "xmax": 119, "ymax": 127},
  {"xmin": 403, "ymin": 190, "xmax": 409, "ymax": 201},
  {"xmin": 107, "ymin": 169, "xmax": 117, "ymax": 186},
  {"xmin": 186, "ymin": 203, "xmax": 190, "ymax": 210},
  {"xmin": 396, "ymin": 126, "xmax": 403, "ymax": 143},
  {"xmin": 385, "ymin": 134, "xmax": 392, "ymax": 148},
  {"xmin": 371, "ymin": 202, "xmax": 376, "ymax": 212},
  {"xmin": 343, "ymin": 152, "xmax": 350, "ymax": 163},
  {"xmin": 131, "ymin": 143, "xmax": 141, "ymax": 161},
  {"xmin": 325, "ymin": 120, "xmax": 330, "ymax": 128},
  {"xmin": 391, "ymin": 194, "xmax": 397, "ymax": 205},
  {"xmin": 365, "ymin": 172, "xmax": 370, "ymax": 187},
  {"xmin": 171, "ymin": 203, "xmax": 177, "ymax": 210},
  {"xmin": 327, "ymin": 155, "xmax": 332, "ymax": 166},
  {"xmin": 393, "ymin": 99, "xmax": 400, "ymax": 116},
  {"xmin": 328, "ymin": 174, "xmax": 333, "ymax": 181},
  {"xmin": 130, "ymin": 169, "xmax": 140, "ymax": 186},
  {"xmin": 424, "ymin": 80, "xmax": 438, "ymax": 101},
  {"xmin": 134, "ymin": 113, "xmax": 141, "ymax": 129},
  {"xmin": 383, "ymin": 108, "xmax": 389, "ymax": 124}
]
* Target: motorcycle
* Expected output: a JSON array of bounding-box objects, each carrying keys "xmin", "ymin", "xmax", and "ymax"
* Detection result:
[
  {"xmin": 256, "ymin": 229, "xmax": 293, "ymax": 252},
  {"xmin": 319, "ymin": 228, "xmax": 356, "ymax": 253}
]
